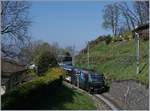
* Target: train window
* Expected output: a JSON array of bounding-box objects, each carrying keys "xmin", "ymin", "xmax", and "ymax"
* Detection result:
[
  {"xmin": 84, "ymin": 74, "xmax": 88, "ymax": 81},
  {"xmin": 80, "ymin": 72, "xmax": 85, "ymax": 80},
  {"xmin": 80, "ymin": 72, "xmax": 88, "ymax": 80},
  {"xmin": 90, "ymin": 75, "xmax": 103, "ymax": 82},
  {"xmin": 62, "ymin": 57, "xmax": 72, "ymax": 62}
]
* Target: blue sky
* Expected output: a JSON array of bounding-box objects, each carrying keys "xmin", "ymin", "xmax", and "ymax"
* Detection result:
[{"xmin": 29, "ymin": 1, "xmax": 116, "ymax": 51}]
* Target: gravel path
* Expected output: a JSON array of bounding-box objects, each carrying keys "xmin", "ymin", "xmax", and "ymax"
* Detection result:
[{"xmin": 103, "ymin": 80, "xmax": 149, "ymax": 110}]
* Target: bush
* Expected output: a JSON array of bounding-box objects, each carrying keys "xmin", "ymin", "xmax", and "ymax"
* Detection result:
[
  {"xmin": 37, "ymin": 51, "xmax": 58, "ymax": 74},
  {"xmin": 104, "ymin": 36, "xmax": 112, "ymax": 44},
  {"xmin": 142, "ymin": 35, "xmax": 149, "ymax": 41},
  {"xmin": 2, "ymin": 67, "xmax": 66, "ymax": 109},
  {"xmin": 112, "ymin": 36, "xmax": 123, "ymax": 42},
  {"xmin": 122, "ymin": 31, "xmax": 132, "ymax": 41}
]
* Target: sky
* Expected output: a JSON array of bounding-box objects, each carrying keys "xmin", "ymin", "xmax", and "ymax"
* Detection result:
[{"xmin": 29, "ymin": 1, "xmax": 116, "ymax": 51}]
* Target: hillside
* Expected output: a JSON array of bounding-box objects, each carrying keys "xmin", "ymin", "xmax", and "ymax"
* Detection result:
[{"xmin": 76, "ymin": 39, "xmax": 149, "ymax": 85}]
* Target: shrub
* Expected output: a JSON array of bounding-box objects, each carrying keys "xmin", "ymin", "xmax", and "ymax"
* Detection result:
[
  {"xmin": 104, "ymin": 36, "xmax": 112, "ymax": 44},
  {"xmin": 1, "ymin": 67, "xmax": 66, "ymax": 109},
  {"xmin": 37, "ymin": 51, "xmax": 58, "ymax": 74},
  {"xmin": 142, "ymin": 35, "xmax": 149, "ymax": 41},
  {"xmin": 122, "ymin": 31, "xmax": 133, "ymax": 41},
  {"xmin": 112, "ymin": 36, "xmax": 123, "ymax": 42}
]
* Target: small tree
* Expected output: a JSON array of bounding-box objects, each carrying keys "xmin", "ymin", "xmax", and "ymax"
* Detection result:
[{"xmin": 37, "ymin": 51, "xmax": 58, "ymax": 75}]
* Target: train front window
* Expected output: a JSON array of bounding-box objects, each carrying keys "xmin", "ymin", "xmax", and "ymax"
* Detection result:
[
  {"xmin": 62, "ymin": 57, "xmax": 72, "ymax": 62},
  {"xmin": 90, "ymin": 75, "xmax": 102, "ymax": 82}
]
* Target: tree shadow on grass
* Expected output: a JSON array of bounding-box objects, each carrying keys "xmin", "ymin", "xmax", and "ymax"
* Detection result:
[{"xmin": 2, "ymin": 79, "xmax": 75, "ymax": 110}]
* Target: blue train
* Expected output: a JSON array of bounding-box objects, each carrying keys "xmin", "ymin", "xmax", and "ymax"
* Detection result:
[{"xmin": 60, "ymin": 65, "xmax": 107, "ymax": 94}]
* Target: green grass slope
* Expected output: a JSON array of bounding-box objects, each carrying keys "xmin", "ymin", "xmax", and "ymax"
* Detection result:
[{"xmin": 76, "ymin": 40, "xmax": 149, "ymax": 85}]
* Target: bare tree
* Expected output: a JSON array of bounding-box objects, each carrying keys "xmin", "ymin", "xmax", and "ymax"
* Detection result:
[
  {"xmin": 1, "ymin": 1, "xmax": 31, "ymax": 58},
  {"xmin": 116, "ymin": 1, "xmax": 149, "ymax": 31},
  {"xmin": 116, "ymin": 2, "xmax": 137, "ymax": 31},
  {"xmin": 18, "ymin": 40, "xmax": 61, "ymax": 64},
  {"xmin": 102, "ymin": 3, "xmax": 120, "ymax": 37},
  {"xmin": 133, "ymin": 1, "xmax": 149, "ymax": 25},
  {"xmin": 51, "ymin": 42, "xmax": 59, "ymax": 58}
]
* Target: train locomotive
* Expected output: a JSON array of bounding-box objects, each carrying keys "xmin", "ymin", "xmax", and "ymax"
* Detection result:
[
  {"xmin": 59, "ymin": 62, "xmax": 107, "ymax": 94},
  {"xmin": 71, "ymin": 68, "xmax": 106, "ymax": 93}
]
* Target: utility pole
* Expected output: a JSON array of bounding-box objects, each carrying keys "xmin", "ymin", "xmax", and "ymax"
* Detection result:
[
  {"xmin": 135, "ymin": 32, "xmax": 140, "ymax": 74},
  {"xmin": 72, "ymin": 45, "xmax": 75, "ymax": 66},
  {"xmin": 87, "ymin": 41, "xmax": 90, "ymax": 69}
]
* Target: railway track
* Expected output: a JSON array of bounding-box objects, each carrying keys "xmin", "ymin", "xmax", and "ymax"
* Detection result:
[
  {"xmin": 94, "ymin": 94, "xmax": 119, "ymax": 110},
  {"xmin": 63, "ymin": 81, "xmax": 120, "ymax": 110}
]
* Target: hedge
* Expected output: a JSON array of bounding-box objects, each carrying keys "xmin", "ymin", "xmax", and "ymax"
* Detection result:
[{"xmin": 2, "ymin": 67, "xmax": 66, "ymax": 109}]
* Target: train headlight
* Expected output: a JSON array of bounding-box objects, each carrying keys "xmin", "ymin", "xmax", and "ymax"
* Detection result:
[{"xmin": 90, "ymin": 87, "xmax": 94, "ymax": 89}]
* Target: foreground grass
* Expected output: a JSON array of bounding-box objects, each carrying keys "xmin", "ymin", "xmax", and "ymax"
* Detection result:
[
  {"xmin": 2, "ymin": 67, "xmax": 96, "ymax": 110},
  {"xmin": 76, "ymin": 40, "xmax": 149, "ymax": 86},
  {"xmin": 63, "ymin": 88, "xmax": 96, "ymax": 110}
]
